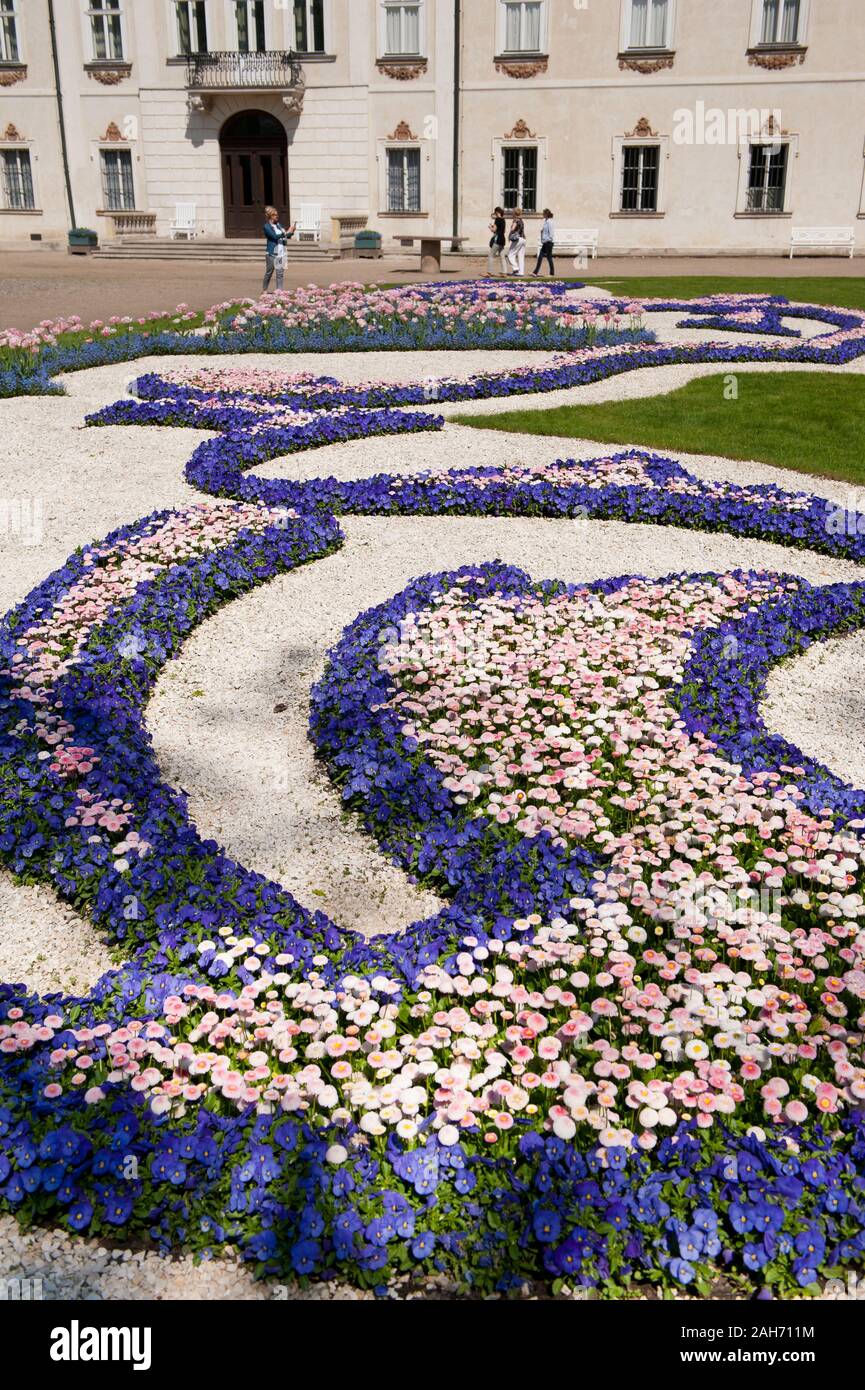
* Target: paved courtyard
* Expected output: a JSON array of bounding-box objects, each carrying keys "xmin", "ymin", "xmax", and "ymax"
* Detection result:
[{"xmin": 1, "ymin": 249, "xmax": 863, "ymax": 329}]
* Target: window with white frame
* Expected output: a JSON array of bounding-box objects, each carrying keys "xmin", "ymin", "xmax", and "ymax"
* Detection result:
[
  {"xmin": 2, "ymin": 148, "xmax": 34, "ymax": 208},
  {"xmin": 746, "ymin": 141, "xmax": 788, "ymax": 210},
  {"xmin": 88, "ymin": 1, "xmax": 124, "ymax": 61},
  {"xmin": 387, "ymin": 146, "xmax": 420, "ymax": 212},
  {"xmin": 502, "ymin": 0, "xmax": 543, "ymax": 53},
  {"xmin": 759, "ymin": 0, "xmax": 801, "ymax": 44},
  {"xmin": 620, "ymin": 143, "xmax": 660, "ymax": 211},
  {"xmin": 175, "ymin": 0, "xmax": 207, "ymax": 54},
  {"xmin": 0, "ymin": 0, "xmax": 20, "ymax": 62},
  {"xmin": 294, "ymin": 0, "xmax": 325, "ymax": 52},
  {"xmin": 383, "ymin": 1, "xmax": 421, "ymax": 56},
  {"xmin": 100, "ymin": 147, "xmax": 135, "ymax": 210},
  {"xmin": 626, "ymin": 0, "xmax": 671, "ymax": 49},
  {"xmin": 502, "ymin": 145, "xmax": 537, "ymax": 212},
  {"xmin": 236, "ymin": 0, "xmax": 265, "ymax": 51}
]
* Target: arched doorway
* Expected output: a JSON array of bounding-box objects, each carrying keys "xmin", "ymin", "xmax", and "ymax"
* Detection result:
[{"xmin": 220, "ymin": 110, "xmax": 288, "ymax": 239}]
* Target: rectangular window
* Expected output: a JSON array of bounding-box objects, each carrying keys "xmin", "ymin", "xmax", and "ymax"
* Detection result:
[
  {"xmin": 503, "ymin": 1, "xmax": 542, "ymax": 52},
  {"xmin": 620, "ymin": 144, "xmax": 660, "ymax": 211},
  {"xmin": 236, "ymin": 0, "xmax": 265, "ymax": 51},
  {"xmin": 747, "ymin": 142, "xmax": 788, "ymax": 210},
  {"xmin": 294, "ymin": 0, "xmax": 325, "ymax": 51},
  {"xmin": 628, "ymin": 0, "xmax": 669, "ymax": 48},
  {"xmin": 0, "ymin": 0, "xmax": 19, "ymax": 62},
  {"xmin": 100, "ymin": 147, "xmax": 135, "ymax": 210},
  {"xmin": 2, "ymin": 148, "xmax": 34, "ymax": 208},
  {"xmin": 384, "ymin": 1, "xmax": 420, "ymax": 55},
  {"xmin": 502, "ymin": 146, "xmax": 537, "ymax": 212},
  {"xmin": 760, "ymin": 0, "xmax": 801, "ymax": 43},
  {"xmin": 387, "ymin": 147, "xmax": 421, "ymax": 212},
  {"xmin": 88, "ymin": 1, "xmax": 124, "ymax": 61},
  {"xmin": 175, "ymin": 0, "xmax": 207, "ymax": 54}
]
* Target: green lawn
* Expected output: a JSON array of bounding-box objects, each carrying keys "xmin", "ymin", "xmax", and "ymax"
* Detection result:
[
  {"xmin": 581, "ymin": 276, "xmax": 865, "ymax": 313},
  {"xmin": 382, "ymin": 274, "xmax": 865, "ymax": 310},
  {"xmin": 454, "ymin": 371, "xmax": 865, "ymax": 484}
]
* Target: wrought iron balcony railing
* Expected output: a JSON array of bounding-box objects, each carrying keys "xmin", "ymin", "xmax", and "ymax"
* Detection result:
[{"xmin": 185, "ymin": 50, "xmax": 303, "ymax": 91}]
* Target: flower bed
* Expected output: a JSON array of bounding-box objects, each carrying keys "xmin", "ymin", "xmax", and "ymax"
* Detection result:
[
  {"xmin": 5, "ymin": 290, "xmax": 865, "ymax": 1297},
  {"xmin": 4, "ymin": 538, "xmax": 865, "ymax": 1294},
  {"xmin": 0, "ymin": 281, "xmax": 649, "ymax": 398},
  {"xmin": 83, "ymin": 294, "xmax": 865, "ymax": 519}
]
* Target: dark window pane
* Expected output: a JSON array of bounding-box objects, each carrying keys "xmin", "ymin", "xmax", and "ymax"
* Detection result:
[
  {"xmin": 387, "ymin": 148, "xmax": 420, "ymax": 212},
  {"xmin": 640, "ymin": 144, "xmax": 659, "ymax": 210},
  {"xmin": 3, "ymin": 150, "xmax": 34, "ymax": 209},
  {"xmin": 295, "ymin": 0, "xmax": 324, "ymax": 52},
  {"xmin": 621, "ymin": 144, "xmax": 659, "ymax": 211},
  {"xmin": 503, "ymin": 147, "xmax": 520, "ymax": 209},
  {"xmin": 177, "ymin": 2, "xmax": 190, "ymax": 53},
  {"xmin": 106, "ymin": 9, "xmax": 123, "ymax": 58},
  {"xmin": 239, "ymin": 153, "xmax": 253, "ymax": 205},
  {"xmin": 387, "ymin": 150, "xmax": 404, "ymax": 210},
  {"xmin": 101, "ymin": 148, "xmax": 134, "ymax": 210},
  {"xmin": 621, "ymin": 146, "xmax": 640, "ymax": 210},
  {"xmin": 236, "ymin": 1, "xmax": 249, "ymax": 50},
  {"xmin": 312, "ymin": 0, "xmax": 325, "ymax": 49},
  {"xmin": 521, "ymin": 147, "xmax": 537, "ymax": 211},
  {"xmin": 747, "ymin": 142, "xmax": 787, "ymax": 210},
  {"xmin": 294, "ymin": 0, "xmax": 307, "ymax": 49},
  {"xmin": 261, "ymin": 152, "xmax": 273, "ymax": 205},
  {"xmin": 406, "ymin": 147, "xmax": 420, "ymax": 210},
  {"xmin": 0, "ymin": 0, "xmax": 19, "ymax": 63}
]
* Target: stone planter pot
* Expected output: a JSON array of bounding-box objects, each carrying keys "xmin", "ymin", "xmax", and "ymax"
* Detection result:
[{"xmin": 68, "ymin": 230, "xmax": 98, "ymax": 254}]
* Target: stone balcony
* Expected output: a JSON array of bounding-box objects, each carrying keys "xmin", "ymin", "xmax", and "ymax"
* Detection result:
[{"xmin": 185, "ymin": 51, "xmax": 305, "ymax": 115}]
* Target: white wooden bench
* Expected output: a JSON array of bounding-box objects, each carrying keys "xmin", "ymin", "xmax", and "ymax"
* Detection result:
[
  {"xmin": 790, "ymin": 226, "xmax": 855, "ymax": 259},
  {"xmin": 555, "ymin": 228, "xmax": 599, "ymax": 259}
]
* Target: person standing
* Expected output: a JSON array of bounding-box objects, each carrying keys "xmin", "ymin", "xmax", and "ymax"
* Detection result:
[
  {"xmin": 506, "ymin": 210, "xmax": 526, "ymax": 275},
  {"xmin": 262, "ymin": 206, "xmax": 296, "ymax": 292},
  {"xmin": 532, "ymin": 209, "xmax": 556, "ymax": 277},
  {"xmin": 487, "ymin": 206, "xmax": 507, "ymax": 274}
]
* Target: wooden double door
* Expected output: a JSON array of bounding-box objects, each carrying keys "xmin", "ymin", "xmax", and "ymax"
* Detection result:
[{"xmin": 220, "ymin": 111, "xmax": 288, "ymax": 239}]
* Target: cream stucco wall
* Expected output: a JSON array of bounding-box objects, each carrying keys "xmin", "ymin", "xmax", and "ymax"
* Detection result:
[{"xmin": 0, "ymin": 0, "xmax": 863, "ymax": 253}]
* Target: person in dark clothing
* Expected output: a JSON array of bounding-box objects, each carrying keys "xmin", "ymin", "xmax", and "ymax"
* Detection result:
[
  {"xmin": 262, "ymin": 206, "xmax": 296, "ymax": 292},
  {"xmin": 532, "ymin": 209, "xmax": 556, "ymax": 277},
  {"xmin": 487, "ymin": 206, "xmax": 507, "ymax": 274}
]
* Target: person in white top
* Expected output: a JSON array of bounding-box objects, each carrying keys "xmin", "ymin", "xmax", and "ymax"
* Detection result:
[
  {"xmin": 532, "ymin": 209, "xmax": 555, "ymax": 277},
  {"xmin": 262, "ymin": 205, "xmax": 296, "ymax": 292},
  {"xmin": 505, "ymin": 211, "xmax": 527, "ymax": 275}
]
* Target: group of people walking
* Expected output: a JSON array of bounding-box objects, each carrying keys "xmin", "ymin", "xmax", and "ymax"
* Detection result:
[
  {"xmin": 261, "ymin": 202, "xmax": 557, "ymax": 290},
  {"xmin": 487, "ymin": 207, "xmax": 556, "ymax": 277}
]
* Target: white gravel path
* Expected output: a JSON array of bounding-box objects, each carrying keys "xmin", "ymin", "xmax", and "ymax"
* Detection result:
[
  {"xmin": 0, "ymin": 1213, "xmax": 376, "ymax": 1301},
  {"xmin": 2, "ymin": 310, "xmax": 865, "ymax": 1298},
  {"xmin": 763, "ymin": 631, "xmax": 865, "ymax": 790}
]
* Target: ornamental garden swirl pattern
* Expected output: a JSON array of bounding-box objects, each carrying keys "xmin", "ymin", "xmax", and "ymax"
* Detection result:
[{"xmin": 5, "ymin": 287, "xmax": 865, "ymax": 1295}]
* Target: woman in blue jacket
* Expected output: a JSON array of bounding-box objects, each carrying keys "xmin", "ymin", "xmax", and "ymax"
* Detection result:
[{"xmin": 263, "ymin": 206, "xmax": 296, "ymax": 291}]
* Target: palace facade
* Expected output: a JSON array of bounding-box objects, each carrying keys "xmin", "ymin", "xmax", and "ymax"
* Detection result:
[{"xmin": 0, "ymin": 0, "xmax": 863, "ymax": 255}]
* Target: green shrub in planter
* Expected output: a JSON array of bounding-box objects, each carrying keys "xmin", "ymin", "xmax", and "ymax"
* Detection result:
[{"xmin": 68, "ymin": 228, "xmax": 98, "ymax": 253}]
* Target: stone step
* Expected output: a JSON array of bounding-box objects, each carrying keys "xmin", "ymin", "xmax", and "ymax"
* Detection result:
[{"xmin": 92, "ymin": 238, "xmax": 338, "ymax": 262}]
